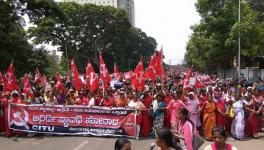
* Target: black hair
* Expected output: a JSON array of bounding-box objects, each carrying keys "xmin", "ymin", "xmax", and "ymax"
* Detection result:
[
  {"xmin": 212, "ymin": 127, "xmax": 227, "ymax": 138},
  {"xmin": 157, "ymin": 128, "xmax": 174, "ymax": 147},
  {"xmin": 114, "ymin": 138, "xmax": 131, "ymax": 150},
  {"xmin": 179, "ymin": 108, "xmax": 194, "ymax": 127}
]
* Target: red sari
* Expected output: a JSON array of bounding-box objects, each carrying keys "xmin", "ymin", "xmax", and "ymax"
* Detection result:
[
  {"xmin": 0, "ymin": 97, "xmax": 7, "ymax": 132},
  {"xmin": 215, "ymin": 97, "xmax": 226, "ymax": 128},
  {"xmin": 102, "ymin": 97, "xmax": 113, "ymax": 107},
  {"xmin": 140, "ymin": 95, "xmax": 153, "ymax": 136},
  {"xmin": 245, "ymin": 101, "xmax": 259, "ymax": 137},
  {"xmin": 254, "ymin": 95, "xmax": 263, "ymax": 132},
  {"xmin": 164, "ymin": 95, "xmax": 172, "ymax": 128}
]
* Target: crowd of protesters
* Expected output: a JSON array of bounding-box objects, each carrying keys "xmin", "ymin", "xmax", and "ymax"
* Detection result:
[{"xmin": 1, "ymin": 66, "xmax": 264, "ymax": 149}]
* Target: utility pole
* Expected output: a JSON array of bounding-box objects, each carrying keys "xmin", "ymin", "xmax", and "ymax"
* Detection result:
[{"xmin": 238, "ymin": 0, "xmax": 241, "ymax": 81}]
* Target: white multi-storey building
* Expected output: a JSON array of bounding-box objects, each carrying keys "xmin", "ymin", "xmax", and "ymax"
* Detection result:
[
  {"xmin": 63, "ymin": 0, "xmax": 135, "ymax": 26},
  {"xmin": 63, "ymin": 0, "xmax": 118, "ymax": 7}
]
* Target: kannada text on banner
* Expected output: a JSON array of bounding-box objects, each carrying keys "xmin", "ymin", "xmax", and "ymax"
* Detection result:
[{"xmin": 8, "ymin": 104, "xmax": 137, "ymax": 138}]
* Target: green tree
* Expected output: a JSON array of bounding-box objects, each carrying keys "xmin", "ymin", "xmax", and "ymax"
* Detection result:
[
  {"xmin": 0, "ymin": 0, "xmax": 62, "ymax": 77},
  {"xmin": 185, "ymin": 0, "xmax": 264, "ymax": 72},
  {"xmin": 28, "ymin": 2, "xmax": 156, "ymax": 73}
]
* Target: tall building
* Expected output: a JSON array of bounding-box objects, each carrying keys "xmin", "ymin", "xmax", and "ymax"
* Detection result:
[
  {"xmin": 63, "ymin": 0, "xmax": 135, "ymax": 26},
  {"xmin": 117, "ymin": 0, "xmax": 134, "ymax": 26}
]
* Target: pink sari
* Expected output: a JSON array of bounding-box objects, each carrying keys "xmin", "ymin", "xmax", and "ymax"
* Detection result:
[{"xmin": 179, "ymin": 121, "xmax": 193, "ymax": 150}]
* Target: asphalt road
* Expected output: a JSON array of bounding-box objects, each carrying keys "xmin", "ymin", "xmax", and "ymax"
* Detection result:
[{"xmin": 0, "ymin": 134, "xmax": 264, "ymax": 150}]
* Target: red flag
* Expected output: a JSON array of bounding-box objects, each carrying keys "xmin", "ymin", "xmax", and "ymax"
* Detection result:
[
  {"xmin": 4, "ymin": 63, "xmax": 19, "ymax": 91},
  {"xmin": 114, "ymin": 63, "xmax": 120, "ymax": 80},
  {"xmin": 131, "ymin": 59, "xmax": 145, "ymax": 91},
  {"xmin": 22, "ymin": 74, "xmax": 34, "ymax": 98},
  {"xmin": 155, "ymin": 47, "xmax": 164, "ymax": 78},
  {"xmin": 55, "ymin": 73, "xmax": 66, "ymax": 92},
  {"xmin": 195, "ymin": 77, "xmax": 205, "ymax": 89},
  {"xmin": 35, "ymin": 68, "xmax": 42, "ymax": 83},
  {"xmin": 70, "ymin": 60, "xmax": 84, "ymax": 91},
  {"xmin": 85, "ymin": 62, "xmax": 99, "ymax": 92},
  {"xmin": 124, "ymin": 71, "xmax": 132, "ymax": 79},
  {"xmin": 40, "ymin": 76, "xmax": 47, "ymax": 85},
  {"xmin": 183, "ymin": 65, "xmax": 194, "ymax": 88},
  {"xmin": 99, "ymin": 54, "xmax": 111, "ymax": 86},
  {"xmin": 144, "ymin": 54, "xmax": 157, "ymax": 80}
]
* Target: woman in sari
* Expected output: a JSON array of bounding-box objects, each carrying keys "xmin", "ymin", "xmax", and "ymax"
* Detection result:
[
  {"xmin": 166, "ymin": 92, "xmax": 186, "ymax": 133},
  {"xmin": 140, "ymin": 90, "xmax": 153, "ymax": 137},
  {"xmin": 245, "ymin": 94, "xmax": 262, "ymax": 138},
  {"xmin": 152, "ymin": 93, "xmax": 166, "ymax": 138},
  {"xmin": 231, "ymin": 93, "xmax": 248, "ymax": 140},
  {"xmin": 203, "ymin": 94, "xmax": 217, "ymax": 141}
]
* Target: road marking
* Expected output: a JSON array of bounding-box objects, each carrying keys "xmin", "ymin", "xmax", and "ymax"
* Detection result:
[{"xmin": 73, "ymin": 140, "xmax": 89, "ymax": 150}]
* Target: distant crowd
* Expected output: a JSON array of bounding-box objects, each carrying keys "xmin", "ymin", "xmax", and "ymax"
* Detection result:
[{"xmin": 1, "ymin": 65, "xmax": 264, "ymax": 150}]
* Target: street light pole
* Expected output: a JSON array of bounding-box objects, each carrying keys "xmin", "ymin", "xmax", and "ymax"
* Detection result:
[{"xmin": 238, "ymin": 0, "xmax": 241, "ymax": 81}]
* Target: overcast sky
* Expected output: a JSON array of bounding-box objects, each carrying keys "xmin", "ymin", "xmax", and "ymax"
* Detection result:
[{"xmin": 134, "ymin": 0, "xmax": 201, "ymax": 65}]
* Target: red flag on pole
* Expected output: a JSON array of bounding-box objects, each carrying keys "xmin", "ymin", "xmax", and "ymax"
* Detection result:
[
  {"xmin": 35, "ymin": 68, "xmax": 42, "ymax": 83},
  {"xmin": 114, "ymin": 63, "xmax": 120, "ymax": 80},
  {"xmin": 131, "ymin": 59, "xmax": 145, "ymax": 91},
  {"xmin": 85, "ymin": 62, "xmax": 99, "ymax": 92},
  {"xmin": 55, "ymin": 73, "xmax": 66, "ymax": 93},
  {"xmin": 40, "ymin": 76, "xmax": 47, "ymax": 85},
  {"xmin": 22, "ymin": 74, "xmax": 34, "ymax": 98},
  {"xmin": 124, "ymin": 71, "xmax": 132, "ymax": 79},
  {"xmin": 144, "ymin": 53, "xmax": 157, "ymax": 80},
  {"xmin": 70, "ymin": 60, "xmax": 84, "ymax": 91},
  {"xmin": 183, "ymin": 65, "xmax": 194, "ymax": 88},
  {"xmin": 4, "ymin": 63, "xmax": 19, "ymax": 91},
  {"xmin": 155, "ymin": 47, "xmax": 164, "ymax": 78},
  {"xmin": 99, "ymin": 53, "xmax": 111, "ymax": 86}
]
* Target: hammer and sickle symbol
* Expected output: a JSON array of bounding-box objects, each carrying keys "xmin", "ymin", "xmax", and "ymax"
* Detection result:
[{"xmin": 10, "ymin": 108, "xmax": 29, "ymax": 130}]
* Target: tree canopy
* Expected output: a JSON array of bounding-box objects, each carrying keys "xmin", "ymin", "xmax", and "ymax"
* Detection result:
[
  {"xmin": 29, "ymin": 2, "xmax": 157, "ymax": 73},
  {"xmin": 0, "ymin": 0, "xmax": 61, "ymax": 77},
  {"xmin": 185, "ymin": 0, "xmax": 264, "ymax": 72}
]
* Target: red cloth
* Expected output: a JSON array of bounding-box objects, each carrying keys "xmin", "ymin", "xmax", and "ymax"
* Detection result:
[
  {"xmin": 35, "ymin": 68, "xmax": 42, "ymax": 83},
  {"xmin": 71, "ymin": 60, "xmax": 84, "ymax": 91},
  {"xmin": 114, "ymin": 63, "xmax": 120, "ymax": 80},
  {"xmin": 86, "ymin": 62, "xmax": 99, "ymax": 92},
  {"xmin": 215, "ymin": 97, "xmax": 226, "ymax": 128},
  {"xmin": 225, "ymin": 100, "xmax": 233, "ymax": 133},
  {"xmin": 0, "ymin": 98, "xmax": 7, "ymax": 132},
  {"xmin": 140, "ymin": 95, "xmax": 153, "ymax": 136},
  {"xmin": 3, "ymin": 63, "xmax": 19, "ymax": 91},
  {"xmin": 131, "ymin": 59, "xmax": 145, "ymax": 91},
  {"xmin": 155, "ymin": 48, "xmax": 164, "ymax": 78},
  {"xmin": 102, "ymin": 98, "xmax": 113, "ymax": 107},
  {"xmin": 136, "ymin": 113, "xmax": 143, "ymax": 125},
  {"xmin": 75, "ymin": 97, "xmax": 89, "ymax": 105},
  {"xmin": 4, "ymin": 100, "xmax": 11, "ymax": 135},
  {"xmin": 144, "ymin": 54, "xmax": 157, "ymax": 80},
  {"xmin": 99, "ymin": 54, "xmax": 111, "ymax": 86},
  {"xmin": 245, "ymin": 102, "xmax": 259, "ymax": 137},
  {"xmin": 55, "ymin": 73, "xmax": 66, "ymax": 93},
  {"xmin": 164, "ymin": 95, "xmax": 172, "ymax": 128}
]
